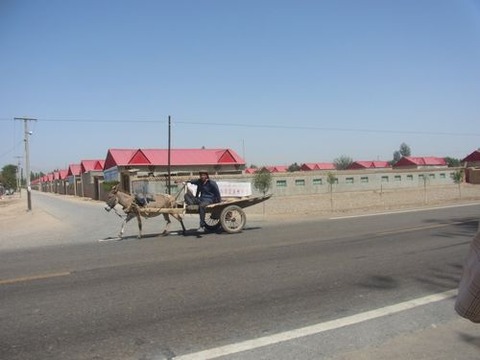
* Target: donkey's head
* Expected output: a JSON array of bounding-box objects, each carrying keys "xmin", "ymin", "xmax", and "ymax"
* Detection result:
[{"xmin": 104, "ymin": 185, "xmax": 120, "ymax": 211}]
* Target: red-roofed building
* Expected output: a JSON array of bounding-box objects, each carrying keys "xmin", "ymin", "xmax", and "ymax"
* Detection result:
[
  {"xmin": 80, "ymin": 159, "xmax": 106, "ymax": 199},
  {"xmin": 128, "ymin": 148, "xmax": 244, "ymax": 167},
  {"xmin": 42, "ymin": 173, "xmax": 54, "ymax": 193},
  {"xmin": 49, "ymin": 169, "xmax": 69, "ymax": 194},
  {"xmin": 104, "ymin": 149, "xmax": 137, "ymax": 170},
  {"xmin": 245, "ymin": 166, "xmax": 289, "ymax": 174},
  {"xmin": 462, "ymin": 150, "xmax": 480, "ymax": 167},
  {"xmin": 264, "ymin": 166, "xmax": 288, "ymax": 173},
  {"xmin": 81, "ymin": 159, "xmax": 105, "ymax": 173},
  {"xmin": 35, "ymin": 170, "xmax": 67, "ymax": 193},
  {"xmin": 59, "ymin": 169, "xmax": 68, "ymax": 179},
  {"xmin": 300, "ymin": 163, "xmax": 336, "ymax": 171},
  {"xmin": 57, "ymin": 169, "xmax": 69, "ymax": 194},
  {"xmin": 462, "ymin": 150, "xmax": 480, "ymax": 184},
  {"xmin": 347, "ymin": 161, "xmax": 391, "ymax": 170},
  {"xmin": 67, "ymin": 164, "xmax": 82, "ymax": 196},
  {"xmin": 393, "ymin": 156, "xmax": 447, "ymax": 169},
  {"xmin": 103, "ymin": 148, "xmax": 245, "ymax": 192},
  {"xmin": 67, "ymin": 164, "xmax": 81, "ymax": 177}
]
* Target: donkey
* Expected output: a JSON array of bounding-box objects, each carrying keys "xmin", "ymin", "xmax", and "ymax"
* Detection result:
[{"xmin": 105, "ymin": 185, "xmax": 186, "ymax": 238}]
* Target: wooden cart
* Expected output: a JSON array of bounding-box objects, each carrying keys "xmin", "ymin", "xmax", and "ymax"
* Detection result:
[{"xmin": 183, "ymin": 194, "xmax": 272, "ymax": 233}]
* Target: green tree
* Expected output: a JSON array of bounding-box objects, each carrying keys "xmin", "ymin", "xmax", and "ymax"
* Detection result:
[
  {"xmin": 420, "ymin": 173, "xmax": 429, "ymax": 204},
  {"xmin": 287, "ymin": 162, "xmax": 301, "ymax": 172},
  {"xmin": 1, "ymin": 164, "xmax": 18, "ymax": 190},
  {"xmin": 102, "ymin": 180, "xmax": 120, "ymax": 192},
  {"xmin": 253, "ymin": 168, "xmax": 272, "ymax": 195},
  {"xmin": 326, "ymin": 172, "xmax": 337, "ymax": 210},
  {"xmin": 444, "ymin": 157, "xmax": 461, "ymax": 167},
  {"xmin": 333, "ymin": 155, "xmax": 353, "ymax": 170},
  {"xmin": 451, "ymin": 169, "xmax": 464, "ymax": 198},
  {"xmin": 253, "ymin": 168, "xmax": 272, "ymax": 216},
  {"xmin": 393, "ymin": 142, "xmax": 411, "ymax": 162}
]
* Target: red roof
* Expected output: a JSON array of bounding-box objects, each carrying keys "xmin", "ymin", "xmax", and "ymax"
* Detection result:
[
  {"xmin": 59, "ymin": 169, "xmax": 68, "ymax": 180},
  {"xmin": 300, "ymin": 163, "xmax": 336, "ymax": 171},
  {"xmin": 50, "ymin": 170, "xmax": 68, "ymax": 181},
  {"xmin": 348, "ymin": 161, "xmax": 390, "ymax": 170},
  {"xmin": 394, "ymin": 156, "xmax": 446, "ymax": 167},
  {"xmin": 104, "ymin": 148, "xmax": 245, "ymax": 169},
  {"xmin": 462, "ymin": 150, "xmax": 480, "ymax": 163},
  {"xmin": 67, "ymin": 164, "xmax": 81, "ymax": 176},
  {"xmin": 80, "ymin": 160, "xmax": 105, "ymax": 173},
  {"xmin": 104, "ymin": 149, "xmax": 137, "ymax": 170},
  {"xmin": 265, "ymin": 166, "xmax": 288, "ymax": 173},
  {"xmin": 244, "ymin": 168, "xmax": 257, "ymax": 174}
]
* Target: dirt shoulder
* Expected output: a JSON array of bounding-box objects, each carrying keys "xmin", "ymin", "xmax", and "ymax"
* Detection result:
[{"xmin": 0, "ymin": 195, "xmax": 65, "ymax": 236}]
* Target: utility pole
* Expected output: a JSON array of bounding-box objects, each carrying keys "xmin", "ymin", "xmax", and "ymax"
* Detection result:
[
  {"xmin": 14, "ymin": 117, "xmax": 37, "ymax": 211},
  {"xmin": 167, "ymin": 115, "xmax": 171, "ymax": 194}
]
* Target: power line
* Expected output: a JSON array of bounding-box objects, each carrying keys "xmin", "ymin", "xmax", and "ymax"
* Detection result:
[
  {"xmin": 174, "ymin": 121, "xmax": 480, "ymax": 137},
  {"xmin": 0, "ymin": 117, "xmax": 166, "ymax": 123},
  {"xmin": 1, "ymin": 116, "xmax": 479, "ymax": 137},
  {"xmin": 0, "ymin": 140, "xmax": 24, "ymax": 160}
]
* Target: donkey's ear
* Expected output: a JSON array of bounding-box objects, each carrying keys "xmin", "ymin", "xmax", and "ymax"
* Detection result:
[{"xmin": 111, "ymin": 184, "xmax": 118, "ymax": 193}]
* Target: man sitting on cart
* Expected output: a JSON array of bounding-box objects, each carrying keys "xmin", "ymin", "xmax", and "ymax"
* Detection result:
[{"xmin": 184, "ymin": 170, "xmax": 221, "ymax": 233}]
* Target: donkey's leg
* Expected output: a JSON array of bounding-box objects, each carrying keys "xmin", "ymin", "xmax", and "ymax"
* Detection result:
[
  {"xmin": 172, "ymin": 214, "xmax": 186, "ymax": 235},
  {"xmin": 119, "ymin": 218, "xmax": 127, "ymax": 238},
  {"xmin": 161, "ymin": 214, "xmax": 171, "ymax": 235},
  {"xmin": 120, "ymin": 213, "xmax": 135, "ymax": 238},
  {"xmin": 136, "ymin": 213, "xmax": 143, "ymax": 239}
]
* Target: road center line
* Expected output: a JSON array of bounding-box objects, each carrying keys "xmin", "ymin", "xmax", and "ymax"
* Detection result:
[
  {"xmin": 0, "ymin": 271, "xmax": 71, "ymax": 285},
  {"xmin": 174, "ymin": 289, "xmax": 457, "ymax": 360},
  {"xmin": 330, "ymin": 203, "xmax": 479, "ymax": 220},
  {"xmin": 375, "ymin": 221, "xmax": 466, "ymax": 236}
]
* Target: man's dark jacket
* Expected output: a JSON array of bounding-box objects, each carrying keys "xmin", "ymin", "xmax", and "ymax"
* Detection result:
[{"xmin": 190, "ymin": 179, "xmax": 221, "ymax": 203}]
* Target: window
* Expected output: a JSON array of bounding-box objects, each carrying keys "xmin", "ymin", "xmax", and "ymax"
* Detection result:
[
  {"xmin": 419, "ymin": 174, "xmax": 425, "ymax": 180},
  {"xmin": 333, "ymin": 178, "xmax": 339, "ymax": 184},
  {"xmin": 295, "ymin": 179, "xmax": 305, "ymax": 186},
  {"xmin": 361, "ymin": 176, "xmax": 369, "ymax": 183},
  {"xmin": 381, "ymin": 176, "xmax": 389, "ymax": 182},
  {"xmin": 346, "ymin": 177, "xmax": 354, "ymax": 184},
  {"xmin": 394, "ymin": 175, "xmax": 401, "ymax": 181},
  {"xmin": 313, "ymin": 178, "xmax": 323, "ymax": 185},
  {"xmin": 440, "ymin": 173, "xmax": 446, "ymax": 179},
  {"xmin": 276, "ymin": 180, "xmax": 287, "ymax": 187},
  {"xmin": 407, "ymin": 175, "xmax": 413, "ymax": 181},
  {"xmin": 429, "ymin": 174, "xmax": 435, "ymax": 179}
]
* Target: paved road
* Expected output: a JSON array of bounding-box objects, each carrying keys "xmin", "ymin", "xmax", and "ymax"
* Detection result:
[{"xmin": 0, "ymin": 192, "xmax": 479, "ymax": 359}]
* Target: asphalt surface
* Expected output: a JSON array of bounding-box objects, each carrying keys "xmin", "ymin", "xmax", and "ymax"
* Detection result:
[{"xmin": 0, "ymin": 192, "xmax": 479, "ymax": 359}]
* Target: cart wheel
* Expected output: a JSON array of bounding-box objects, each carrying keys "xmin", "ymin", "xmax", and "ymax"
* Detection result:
[
  {"xmin": 220, "ymin": 205, "xmax": 246, "ymax": 233},
  {"xmin": 204, "ymin": 213, "xmax": 221, "ymax": 232}
]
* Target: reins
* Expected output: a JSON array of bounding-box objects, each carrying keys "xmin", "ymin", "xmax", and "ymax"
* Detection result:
[{"xmin": 112, "ymin": 207, "xmax": 126, "ymax": 219}]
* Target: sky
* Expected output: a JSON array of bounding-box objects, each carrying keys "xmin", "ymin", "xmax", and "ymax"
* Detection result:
[{"xmin": 1, "ymin": 0, "xmax": 479, "ymax": 173}]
